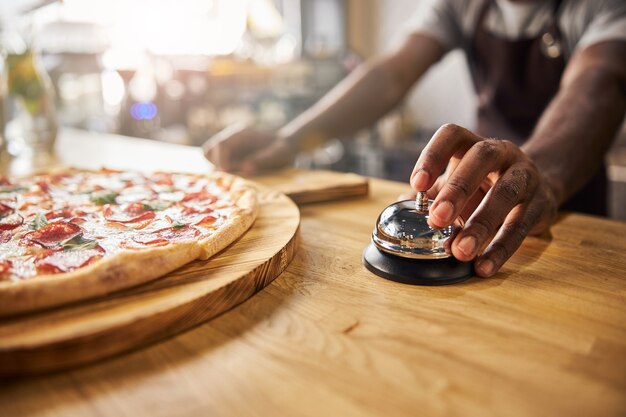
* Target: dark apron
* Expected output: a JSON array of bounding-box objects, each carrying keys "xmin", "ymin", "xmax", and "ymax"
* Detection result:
[{"xmin": 468, "ymin": 0, "xmax": 607, "ymax": 215}]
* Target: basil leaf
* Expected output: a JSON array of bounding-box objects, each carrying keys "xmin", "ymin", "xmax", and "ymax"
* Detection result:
[
  {"xmin": 171, "ymin": 220, "xmax": 186, "ymax": 229},
  {"xmin": 62, "ymin": 235, "xmax": 99, "ymax": 251},
  {"xmin": 143, "ymin": 201, "xmax": 171, "ymax": 211},
  {"xmin": 29, "ymin": 213, "xmax": 49, "ymax": 230},
  {"xmin": 0, "ymin": 186, "xmax": 27, "ymax": 194},
  {"xmin": 90, "ymin": 191, "xmax": 119, "ymax": 205}
]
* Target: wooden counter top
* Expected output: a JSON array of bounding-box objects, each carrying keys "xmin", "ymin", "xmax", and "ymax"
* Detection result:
[{"xmin": 2, "ymin": 131, "xmax": 626, "ymax": 417}]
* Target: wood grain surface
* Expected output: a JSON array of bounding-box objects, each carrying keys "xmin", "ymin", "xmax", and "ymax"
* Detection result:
[
  {"xmin": 251, "ymin": 168, "xmax": 369, "ymax": 204},
  {"xmin": 0, "ymin": 188, "xmax": 300, "ymax": 376},
  {"xmin": 1, "ymin": 132, "xmax": 625, "ymax": 417}
]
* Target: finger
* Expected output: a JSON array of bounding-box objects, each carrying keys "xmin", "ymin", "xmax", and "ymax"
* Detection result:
[
  {"xmin": 429, "ymin": 139, "xmax": 517, "ymax": 228},
  {"xmin": 206, "ymin": 124, "xmax": 283, "ymax": 173},
  {"xmin": 410, "ymin": 124, "xmax": 481, "ymax": 190},
  {"xmin": 425, "ymin": 167, "xmax": 483, "ymax": 220},
  {"xmin": 426, "ymin": 174, "xmax": 445, "ymax": 200},
  {"xmin": 425, "ymin": 175, "xmax": 479, "ymax": 221},
  {"xmin": 459, "ymin": 186, "xmax": 487, "ymax": 222},
  {"xmin": 215, "ymin": 144, "xmax": 233, "ymax": 171},
  {"xmin": 202, "ymin": 137, "xmax": 218, "ymax": 166},
  {"xmin": 449, "ymin": 162, "xmax": 538, "ymax": 261},
  {"xmin": 212, "ymin": 144, "xmax": 229, "ymax": 171},
  {"xmin": 473, "ymin": 197, "xmax": 545, "ymax": 277},
  {"xmin": 211, "ymin": 122, "xmax": 248, "ymax": 146},
  {"xmin": 203, "ymin": 124, "xmax": 247, "ymax": 169},
  {"xmin": 425, "ymin": 159, "xmax": 461, "ymax": 200}
]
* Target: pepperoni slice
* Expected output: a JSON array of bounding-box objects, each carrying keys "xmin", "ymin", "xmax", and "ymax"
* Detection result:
[
  {"xmin": 0, "ymin": 202, "xmax": 14, "ymax": 217},
  {"xmin": 24, "ymin": 186, "xmax": 49, "ymax": 197},
  {"xmin": 194, "ymin": 214, "xmax": 217, "ymax": 227},
  {"xmin": 37, "ymin": 181, "xmax": 51, "ymax": 194},
  {"xmin": 99, "ymin": 168, "xmax": 122, "ymax": 174},
  {"xmin": 165, "ymin": 212, "xmax": 218, "ymax": 229},
  {"xmin": 24, "ymin": 221, "xmax": 82, "ymax": 248},
  {"xmin": 0, "ymin": 231, "xmax": 12, "ymax": 243},
  {"xmin": 45, "ymin": 207, "xmax": 75, "ymax": 220},
  {"xmin": 103, "ymin": 202, "xmax": 156, "ymax": 224},
  {"xmin": 130, "ymin": 225, "xmax": 201, "ymax": 247},
  {"xmin": 181, "ymin": 204, "xmax": 215, "ymax": 215},
  {"xmin": 152, "ymin": 172, "xmax": 174, "ymax": 186},
  {"xmin": 36, "ymin": 249, "xmax": 103, "ymax": 275},
  {"xmin": 112, "ymin": 217, "xmax": 155, "ymax": 230},
  {"xmin": 161, "ymin": 225, "xmax": 201, "ymax": 241},
  {"xmin": 181, "ymin": 190, "xmax": 217, "ymax": 203},
  {"xmin": 0, "ymin": 213, "xmax": 24, "ymax": 231},
  {"xmin": 127, "ymin": 236, "xmax": 168, "ymax": 247},
  {"xmin": 0, "ymin": 260, "xmax": 11, "ymax": 276},
  {"xmin": 39, "ymin": 172, "xmax": 71, "ymax": 185},
  {"xmin": 19, "ymin": 199, "xmax": 53, "ymax": 211}
]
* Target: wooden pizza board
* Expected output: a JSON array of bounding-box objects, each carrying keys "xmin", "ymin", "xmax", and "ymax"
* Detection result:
[
  {"xmin": 0, "ymin": 187, "xmax": 300, "ymax": 377},
  {"xmin": 250, "ymin": 168, "xmax": 369, "ymax": 205}
]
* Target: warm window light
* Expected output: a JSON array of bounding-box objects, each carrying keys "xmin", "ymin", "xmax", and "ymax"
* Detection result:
[
  {"xmin": 56, "ymin": 0, "xmax": 285, "ymax": 63},
  {"xmin": 101, "ymin": 70, "xmax": 125, "ymax": 107},
  {"xmin": 247, "ymin": 0, "xmax": 284, "ymax": 39}
]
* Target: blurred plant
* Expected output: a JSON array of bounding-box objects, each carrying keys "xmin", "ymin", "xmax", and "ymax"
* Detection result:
[{"xmin": 6, "ymin": 51, "xmax": 46, "ymax": 114}]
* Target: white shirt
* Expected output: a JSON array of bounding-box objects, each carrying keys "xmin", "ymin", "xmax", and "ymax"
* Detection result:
[{"xmin": 402, "ymin": 0, "xmax": 626, "ymax": 60}]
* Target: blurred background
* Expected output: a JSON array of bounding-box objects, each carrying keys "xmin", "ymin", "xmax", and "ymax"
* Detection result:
[{"xmin": 1, "ymin": 0, "xmax": 625, "ymax": 218}]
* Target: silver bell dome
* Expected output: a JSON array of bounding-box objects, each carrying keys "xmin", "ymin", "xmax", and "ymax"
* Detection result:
[{"xmin": 372, "ymin": 192, "xmax": 462, "ymax": 259}]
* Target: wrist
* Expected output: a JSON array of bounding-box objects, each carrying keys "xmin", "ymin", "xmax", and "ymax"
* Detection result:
[
  {"xmin": 528, "ymin": 156, "xmax": 565, "ymax": 207},
  {"xmin": 539, "ymin": 171, "xmax": 563, "ymax": 208}
]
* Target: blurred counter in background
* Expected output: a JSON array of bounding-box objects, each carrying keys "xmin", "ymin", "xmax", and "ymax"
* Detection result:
[
  {"xmin": 31, "ymin": 0, "xmax": 351, "ymax": 147},
  {"xmin": 2, "ymin": 0, "xmax": 626, "ymax": 220},
  {"xmin": 51, "ymin": 53, "xmax": 345, "ymax": 146},
  {"xmin": 14, "ymin": 0, "xmax": 435, "ymax": 185}
]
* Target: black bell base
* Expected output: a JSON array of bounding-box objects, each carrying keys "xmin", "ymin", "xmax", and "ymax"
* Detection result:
[{"xmin": 363, "ymin": 243, "xmax": 473, "ymax": 286}]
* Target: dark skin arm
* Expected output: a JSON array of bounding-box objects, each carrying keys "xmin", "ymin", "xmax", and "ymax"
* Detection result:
[
  {"xmin": 525, "ymin": 41, "xmax": 626, "ymax": 204},
  {"xmin": 411, "ymin": 40, "xmax": 626, "ymax": 277},
  {"xmin": 203, "ymin": 34, "xmax": 444, "ymax": 172},
  {"xmin": 278, "ymin": 34, "xmax": 444, "ymax": 145}
]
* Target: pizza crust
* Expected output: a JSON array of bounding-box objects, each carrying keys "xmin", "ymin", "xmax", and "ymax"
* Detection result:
[
  {"xmin": 0, "ymin": 171, "xmax": 258, "ymax": 317},
  {"xmin": 198, "ymin": 177, "xmax": 257, "ymax": 260}
]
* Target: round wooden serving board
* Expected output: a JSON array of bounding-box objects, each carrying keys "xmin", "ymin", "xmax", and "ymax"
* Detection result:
[{"xmin": 0, "ymin": 188, "xmax": 300, "ymax": 377}]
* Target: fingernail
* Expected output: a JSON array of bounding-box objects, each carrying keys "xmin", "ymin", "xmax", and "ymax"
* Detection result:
[
  {"xmin": 477, "ymin": 260, "xmax": 495, "ymax": 276},
  {"xmin": 432, "ymin": 201, "xmax": 454, "ymax": 224},
  {"xmin": 457, "ymin": 236, "xmax": 476, "ymax": 257},
  {"xmin": 412, "ymin": 169, "xmax": 430, "ymax": 189}
]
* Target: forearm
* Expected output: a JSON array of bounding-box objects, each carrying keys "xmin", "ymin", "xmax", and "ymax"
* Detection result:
[
  {"xmin": 278, "ymin": 60, "xmax": 406, "ymax": 149},
  {"xmin": 523, "ymin": 67, "xmax": 626, "ymax": 206},
  {"xmin": 279, "ymin": 34, "xmax": 444, "ymax": 150}
]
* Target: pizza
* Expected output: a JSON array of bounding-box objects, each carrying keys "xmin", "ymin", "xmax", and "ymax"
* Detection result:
[{"xmin": 0, "ymin": 168, "xmax": 257, "ymax": 316}]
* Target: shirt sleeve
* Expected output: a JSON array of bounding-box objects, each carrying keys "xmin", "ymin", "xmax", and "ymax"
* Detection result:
[
  {"xmin": 576, "ymin": 0, "xmax": 626, "ymax": 51},
  {"xmin": 396, "ymin": 0, "xmax": 464, "ymax": 52}
]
